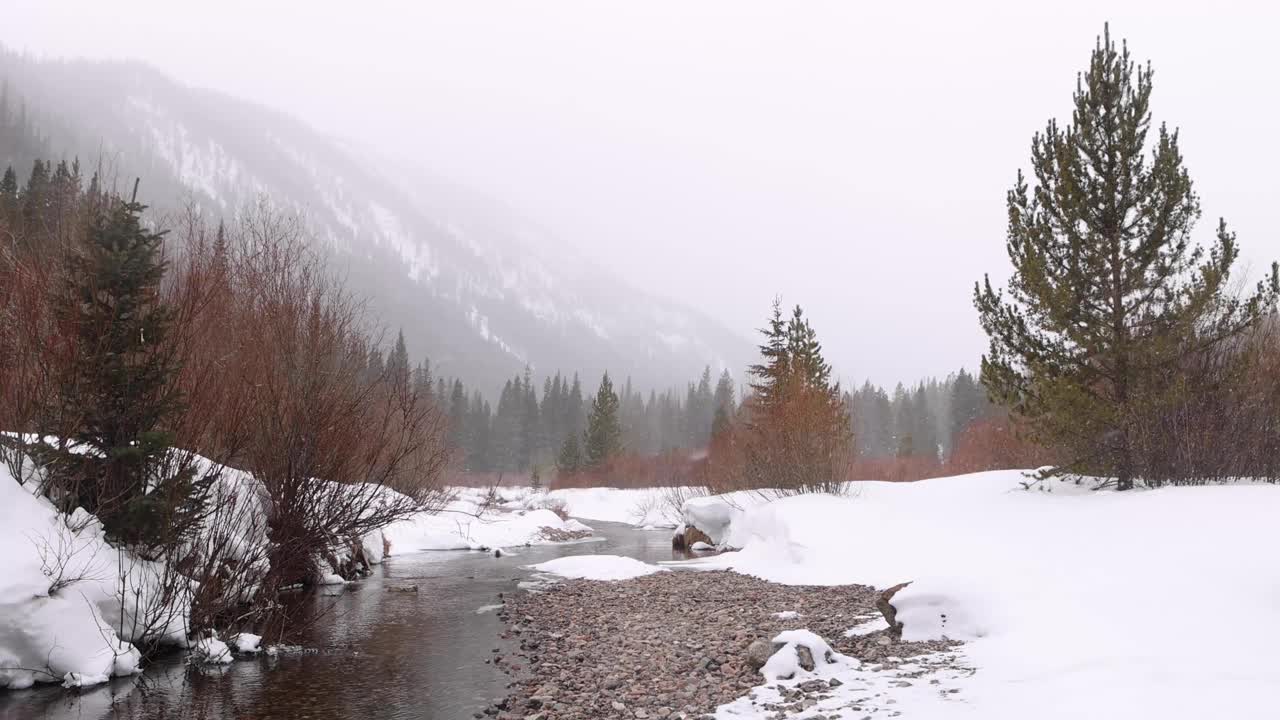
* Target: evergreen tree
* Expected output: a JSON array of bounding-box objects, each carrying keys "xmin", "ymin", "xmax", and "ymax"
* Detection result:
[
  {"xmin": 20, "ymin": 158, "xmax": 49, "ymax": 241},
  {"xmin": 520, "ymin": 366, "xmax": 539, "ymax": 470},
  {"xmin": 975, "ymin": 27, "xmax": 1278, "ymax": 489},
  {"xmin": 448, "ymin": 380, "xmax": 468, "ymax": 455},
  {"xmin": 386, "ymin": 329, "xmax": 411, "ymax": 388},
  {"xmin": 0, "ymin": 165, "xmax": 18, "ymax": 228},
  {"xmin": 557, "ymin": 433, "xmax": 583, "ymax": 474},
  {"xmin": 37, "ymin": 186, "xmax": 204, "ymax": 548},
  {"xmin": 949, "ymin": 368, "xmax": 986, "ymax": 447},
  {"xmin": 710, "ymin": 369, "xmax": 735, "ymax": 438},
  {"xmin": 744, "ymin": 302, "xmax": 850, "ymax": 492},
  {"xmin": 584, "ymin": 372, "xmax": 623, "ymax": 467}
]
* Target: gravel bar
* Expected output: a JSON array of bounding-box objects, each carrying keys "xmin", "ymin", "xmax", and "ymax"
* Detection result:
[{"xmin": 484, "ymin": 569, "xmax": 954, "ymax": 720}]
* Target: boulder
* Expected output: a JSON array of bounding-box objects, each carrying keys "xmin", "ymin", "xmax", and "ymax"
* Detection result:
[
  {"xmin": 671, "ymin": 524, "xmax": 714, "ymax": 551},
  {"xmin": 745, "ymin": 638, "xmax": 779, "ymax": 671},
  {"xmin": 795, "ymin": 644, "xmax": 815, "ymax": 672}
]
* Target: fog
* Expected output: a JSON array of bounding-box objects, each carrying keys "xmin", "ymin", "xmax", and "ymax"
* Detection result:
[{"xmin": 8, "ymin": 0, "xmax": 1280, "ymax": 386}]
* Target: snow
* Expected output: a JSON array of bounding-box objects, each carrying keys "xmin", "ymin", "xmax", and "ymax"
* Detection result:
[
  {"xmin": 688, "ymin": 471, "xmax": 1280, "ymax": 719},
  {"xmin": 230, "ymin": 633, "xmax": 262, "ymax": 654},
  {"xmin": 191, "ymin": 636, "xmax": 232, "ymax": 664},
  {"xmin": 382, "ymin": 487, "xmax": 595, "ymax": 553},
  {"xmin": 760, "ymin": 629, "xmax": 852, "ymax": 683},
  {"xmin": 843, "ymin": 616, "xmax": 889, "ymax": 637},
  {"xmin": 544, "ymin": 486, "xmax": 684, "ymax": 527},
  {"xmin": 529, "ymin": 555, "xmax": 668, "ymax": 581},
  {"xmin": 772, "ymin": 610, "xmax": 800, "ymax": 620},
  {"xmin": 0, "ymin": 460, "xmax": 185, "ymax": 689}
]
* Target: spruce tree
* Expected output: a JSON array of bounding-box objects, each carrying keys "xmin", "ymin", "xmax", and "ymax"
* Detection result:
[
  {"xmin": 38, "ymin": 185, "xmax": 203, "ymax": 547},
  {"xmin": 744, "ymin": 302, "xmax": 850, "ymax": 492},
  {"xmin": 584, "ymin": 372, "xmax": 623, "ymax": 467},
  {"xmin": 557, "ymin": 433, "xmax": 583, "ymax": 474},
  {"xmin": 0, "ymin": 165, "xmax": 18, "ymax": 228},
  {"xmin": 975, "ymin": 27, "xmax": 1278, "ymax": 489},
  {"xmin": 386, "ymin": 329, "xmax": 411, "ymax": 388}
]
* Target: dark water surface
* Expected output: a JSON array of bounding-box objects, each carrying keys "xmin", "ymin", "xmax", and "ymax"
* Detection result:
[{"xmin": 0, "ymin": 521, "xmax": 681, "ymax": 720}]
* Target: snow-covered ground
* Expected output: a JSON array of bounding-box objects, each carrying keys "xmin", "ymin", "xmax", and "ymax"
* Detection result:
[
  {"xmin": 0, "ymin": 462, "xmax": 171, "ymax": 689},
  {"xmin": 679, "ymin": 471, "xmax": 1280, "ymax": 720},
  {"xmin": 544, "ymin": 486, "xmax": 690, "ymax": 527},
  {"xmin": 529, "ymin": 554, "xmax": 668, "ymax": 581},
  {"xmin": 381, "ymin": 487, "xmax": 594, "ymax": 553}
]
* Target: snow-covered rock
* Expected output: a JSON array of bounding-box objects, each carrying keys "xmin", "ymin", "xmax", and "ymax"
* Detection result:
[
  {"xmin": 680, "ymin": 496, "xmax": 741, "ymax": 545},
  {"xmin": 229, "ymin": 633, "xmax": 262, "ymax": 654},
  {"xmin": 760, "ymin": 629, "xmax": 850, "ymax": 682},
  {"xmin": 190, "ymin": 636, "xmax": 232, "ymax": 664}
]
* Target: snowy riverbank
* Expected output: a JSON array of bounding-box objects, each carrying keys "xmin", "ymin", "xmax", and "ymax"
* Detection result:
[
  {"xmin": 677, "ymin": 471, "xmax": 1280, "ymax": 719},
  {"xmin": 0, "ymin": 473, "xmax": 596, "ymax": 691}
]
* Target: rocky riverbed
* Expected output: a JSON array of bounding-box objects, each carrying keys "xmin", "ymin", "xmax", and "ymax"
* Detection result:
[{"xmin": 485, "ymin": 570, "xmax": 961, "ymax": 720}]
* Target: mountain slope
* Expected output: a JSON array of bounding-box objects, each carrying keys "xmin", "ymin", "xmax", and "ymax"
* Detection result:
[{"xmin": 0, "ymin": 49, "xmax": 751, "ymax": 394}]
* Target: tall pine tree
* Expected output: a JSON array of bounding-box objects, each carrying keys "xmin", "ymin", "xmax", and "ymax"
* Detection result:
[
  {"xmin": 975, "ymin": 27, "xmax": 1278, "ymax": 489},
  {"xmin": 37, "ymin": 184, "xmax": 204, "ymax": 547},
  {"xmin": 583, "ymin": 372, "xmax": 623, "ymax": 467}
]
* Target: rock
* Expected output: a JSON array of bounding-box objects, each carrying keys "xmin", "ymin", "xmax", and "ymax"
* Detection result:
[
  {"xmin": 611, "ymin": 701, "xmax": 627, "ymax": 711},
  {"xmin": 828, "ymin": 678, "xmax": 843, "ymax": 687},
  {"xmin": 604, "ymin": 675, "xmax": 624, "ymax": 690},
  {"xmin": 745, "ymin": 638, "xmax": 777, "ymax": 671},
  {"xmin": 672, "ymin": 525, "xmax": 714, "ymax": 551},
  {"xmin": 795, "ymin": 644, "xmax": 815, "ymax": 672}
]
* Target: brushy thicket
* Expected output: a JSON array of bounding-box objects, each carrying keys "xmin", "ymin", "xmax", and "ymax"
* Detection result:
[{"xmin": 0, "ymin": 164, "xmax": 452, "ymax": 645}]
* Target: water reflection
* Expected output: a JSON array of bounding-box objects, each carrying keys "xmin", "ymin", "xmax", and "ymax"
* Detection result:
[{"xmin": 0, "ymin": 521, "xmax": 680, "ymax": 720}]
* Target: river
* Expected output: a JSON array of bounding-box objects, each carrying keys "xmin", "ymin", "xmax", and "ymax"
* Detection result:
[{"xmin": 0, "ymin": 520, "xmax": 680, "ymax": 720}]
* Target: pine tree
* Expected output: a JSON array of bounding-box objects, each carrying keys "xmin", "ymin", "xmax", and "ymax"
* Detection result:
[
  {"xmin": 711, "ymin": 369, "xmax": 735, "ymax": 438},
  {"xmin": 584, "ymin": 372, "xmax": 623, "ymax": 467},
  {"xmin": 37, "ymin": 185, "xmax": 204, "ymax": 547},
  {"xmin": 386, "ymin": 329, "xmax": 411, "ymax": 388},
  {"xmin": 20, "ymin": 158, "xmax": 49, "ymax": 241},
  {"xmin": 948, "ymin": 368, "xmax": 986, "ymax": 448},
  {"xmin": 557, "ymin": 433, "xmax": 583, "ymax": 474},
  {"xmin": 744, "ymin": 302, "xmax": 851, "ymax": 492},
  {"xmin": 975, "ymin": 26, "xmax": 1278, "ymax": 490},
  {"xmin": 0, "ymin": 165, "xmax": 18, "ymax": 228},
  {"xmin": 448, "ymin": 380, "xmax": 468, "ymax": 455}
]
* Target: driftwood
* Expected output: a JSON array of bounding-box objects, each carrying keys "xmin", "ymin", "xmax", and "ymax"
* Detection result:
[{"xmin": 876, "ymin": 581, "xmax": 912, "ymax": 639}]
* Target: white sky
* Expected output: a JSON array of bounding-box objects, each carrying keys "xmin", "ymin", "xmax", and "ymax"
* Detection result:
[{"xmin": 7, "ymin": 1, "xmax": 1280, "ymax": 387}]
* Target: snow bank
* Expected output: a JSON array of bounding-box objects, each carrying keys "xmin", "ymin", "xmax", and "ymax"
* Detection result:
[
  {"xmin": 383, "ymin": 490, "xmax": 594, "ymax": 553},
  {"xmin": 545, "ymin": 487, "xmax": 683, "ymax": 527},
  {"xmin": 0, "ymin": 462, "xmax": 184, "ymax": 689},
  {"xmin": 692, "ymin": 471, "xmax": 1280, "ymax": 719},
  {"xmin": 529, "ymin": 554, "xmax": 668, "ymax": 581}
]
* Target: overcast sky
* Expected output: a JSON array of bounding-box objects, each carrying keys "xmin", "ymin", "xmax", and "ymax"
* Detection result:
[{"xmin": 8, "ymin": 1, "xmax": 1280, "ymax": 387}]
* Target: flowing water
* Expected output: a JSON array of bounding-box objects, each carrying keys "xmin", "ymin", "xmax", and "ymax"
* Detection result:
[{"xmin": 0, "ymin": 520, "xmax": 682, "ymax": 720}]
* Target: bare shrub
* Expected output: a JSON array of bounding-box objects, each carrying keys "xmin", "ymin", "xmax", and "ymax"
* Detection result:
[{"xmin": 199, "ymin": 202, "xmax": 452, "ymax": 598}]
